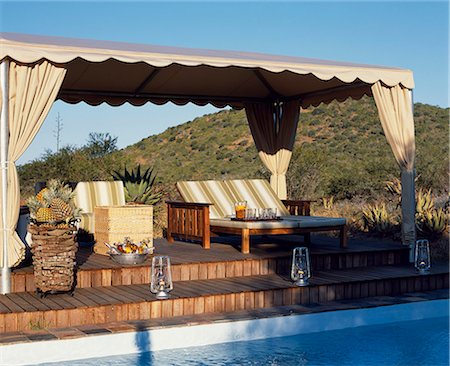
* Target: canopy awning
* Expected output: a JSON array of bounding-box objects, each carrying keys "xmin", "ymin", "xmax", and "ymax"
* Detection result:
[
  {"xmin": 0, "ymin": 32, "xmax": 417, "ymax": 282},
  {"xmin": 0, "ymin": 32, "xmax": 414, "ymax": 108}
]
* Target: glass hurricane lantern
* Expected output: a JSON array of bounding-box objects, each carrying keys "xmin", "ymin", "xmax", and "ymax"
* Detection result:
[
  {"xmin": 291, "ymin": 247, "xmax": 311, "ymax": 286},
  {"xmin": 150, "ymin": 255, "xmax": 173, "ymax": 299},
  {"xmin": 414, "ymin": 239, "xmax": 431, "ymax": 274}
]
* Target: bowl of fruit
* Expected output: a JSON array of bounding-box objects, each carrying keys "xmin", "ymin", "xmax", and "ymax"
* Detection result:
[{"xmin": 105, "ymin": 237, "xmax": 154, "ymax": 265}]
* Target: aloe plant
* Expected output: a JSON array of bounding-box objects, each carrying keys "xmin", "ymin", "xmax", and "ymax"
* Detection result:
[
  {"xmin": 416, "ymin": 207, "xmax": 448, "ymax": 238},
  {"xmin": 322, "ymin": 196, "xmax": 334, "ymax": 210},
  {"xmin": 112, "ymin": 165, "xmax": 163, "ymax": 205},
  {"xmin": 362, "ymin": 203, "xmax": 396, "ymax": 234},
  {"xmin": 384, "ymin": 177, "xmax": 402, "ymax": 197},
  {"xmin": 416, "ymin": 188, "xmax": 435, "ymax": 215}
]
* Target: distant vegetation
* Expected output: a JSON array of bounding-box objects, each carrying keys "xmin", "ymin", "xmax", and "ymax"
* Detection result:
[
  {"xmin": 18, "ymin": 97, "xmax": 449, "ymax": 257},
  {"xmin": 19, "ymin": 96, "xmax": 448, "ymax": 200}
]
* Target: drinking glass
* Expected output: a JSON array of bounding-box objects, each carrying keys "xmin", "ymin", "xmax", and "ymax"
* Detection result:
[{"xmin": 235, "ymin": 201, "xmax": 247, "ymax": 219}]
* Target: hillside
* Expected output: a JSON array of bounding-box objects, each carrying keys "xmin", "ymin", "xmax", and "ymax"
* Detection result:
[
  {"xmin": 18, "ymin": 96, "xmax": 448, "ymax": 200},
  {"xmin": 116, "ymin": 96, "xmax": 449, "ymax": 199}
]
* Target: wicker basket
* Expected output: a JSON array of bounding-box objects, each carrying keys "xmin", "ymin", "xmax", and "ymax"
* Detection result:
[
  {"xmin": 94, "ymin": 205, "xmax": 153, "ymax": 255},
  {"xmin": 29, "ymin": 224, "xmax": 78, "ymax": 294}
]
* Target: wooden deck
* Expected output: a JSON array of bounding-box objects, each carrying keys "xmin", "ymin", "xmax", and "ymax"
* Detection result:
[
  {"xmin": 11, "ymin": 234, "xmax": 409, "ymax": 292},
  {"xmin": 1, "ymin": 234, "xmax": 448, "ymax": 334}
]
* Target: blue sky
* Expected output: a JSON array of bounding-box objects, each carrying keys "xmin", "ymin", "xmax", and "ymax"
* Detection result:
[{"xmin": 0, "ymin": 1, "xmax": 448, "ymax": 164}]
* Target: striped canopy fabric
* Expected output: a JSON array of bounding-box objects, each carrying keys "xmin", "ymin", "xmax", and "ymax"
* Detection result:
[
  {"xmin": 0, "ymin": 33, "xmax": 414, "ymax": 109},
  {"xmin": 177, "ymin": 179, "xmax": 289, "ymax": 219}
]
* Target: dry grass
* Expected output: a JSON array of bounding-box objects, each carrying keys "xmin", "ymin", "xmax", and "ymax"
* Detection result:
[
  {"xmin": 312, "ymin": 197, "xmax": 370, "ymax": 235},
  {"xmin": 313, "ymin": 198, "xmax": 449, "ymax": 263}
]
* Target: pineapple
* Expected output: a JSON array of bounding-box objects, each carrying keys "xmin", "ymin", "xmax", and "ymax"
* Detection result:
[
  {"xmin": 36, "ymin": 207, "xmax": 56, "ymax": 223},
  {"xmin": 36, "ymin": 188, "xmax": 49, "ymax": 202},
  {"xmin": 51, "ymin": 197, "xmax": 73, "ymax": 222},
  {"xmin": 27, "ymin": 179, "xmax": 79, "ymax": 226}
]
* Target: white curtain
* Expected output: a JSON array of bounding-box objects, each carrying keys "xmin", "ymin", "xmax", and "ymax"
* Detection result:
[
  {"xmin": 245, "ymin": 101, "xmax": 300, "ymax": 199},
  {"xmin": 0, "ymin": 60, "xmax": 66, "ymax": 267},
  {"xmin": 371, "ymin": 81, "xmax": 416, "ymax": 247}
]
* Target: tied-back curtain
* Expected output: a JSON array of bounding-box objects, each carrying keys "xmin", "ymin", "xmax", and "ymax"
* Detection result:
[
  {"xmin": 245, "ymin": 100, "xmax": 300, "ymax": 199},
  {"xmin": 371, "ymin": 81, "xmax": 416, "ymax": 247},
  {"xmin": 0, "ymin": 60, "xmax": 66, "ymax": 267}
]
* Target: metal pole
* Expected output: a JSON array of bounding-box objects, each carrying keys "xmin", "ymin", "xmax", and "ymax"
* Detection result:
[
  {"xmin": 0, "ymin": 59, "xmax": 10, "ymax": 294},
  {"xmin": 407, "ymin": 89, "xmax": 417, "ymax": 263}
]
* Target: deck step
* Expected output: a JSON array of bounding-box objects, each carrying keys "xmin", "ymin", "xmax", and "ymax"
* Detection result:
[
  {"xmin": 1, "ymin": 263, "xmax": 448, "ymax": 333},
  {"xmin": 10, "ymin": 241, "xmax": 409, "ymax": 293}
]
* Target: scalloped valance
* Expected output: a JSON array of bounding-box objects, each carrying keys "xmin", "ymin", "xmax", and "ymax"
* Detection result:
[{"xmin": 0, "ymin": 33, "xmax": 414, "ymax": 108}]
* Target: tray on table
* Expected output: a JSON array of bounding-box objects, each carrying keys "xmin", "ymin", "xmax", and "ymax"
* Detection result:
[{"xmin": 230, "ymin": 217, "xmax": 283, "ymax": 222}]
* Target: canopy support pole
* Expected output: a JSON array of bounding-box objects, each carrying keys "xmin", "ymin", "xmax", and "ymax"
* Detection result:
[
  {"xmin": 401, "ymin": 168, "xmax": 416, "ymax": 262},
  {"xmin": 0, "ymin": 60, "xmax": 10, "ymax": 294}
]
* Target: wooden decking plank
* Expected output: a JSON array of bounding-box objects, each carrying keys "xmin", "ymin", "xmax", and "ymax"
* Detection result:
[
  {"xmin": 3, "ymin": 293, "xmax": 39, "ymax": 312},
  {"xmin": 250, "ymin": 275, "xmax": 290, "ymax": 290},
  {"xmin": 194, "ymin": 277, "xmax": 247, "ymax": 294},
  {"xmin": 87, "ymin": 286, "xmax": 128, "ymax": 304},
  {"xmin": 80, "ymin": 287, "xmax": 122, "ymax": 305},
  {"xmin": 314, "ymin": 270, "xmax": 362, "ymax": 284},
  {"xmin": 100, "ymin": 286, "xmax": 139, "ymax": 305},
  {"xmin": 10, "ymin": 292, "xmax": 51, "ymax": 311},
  {"xmin": 174, "ymin": 281, "xmax": 207, "ymax": 298},
  {"xmin": 240, "ymin": 275, "xmax": 289, "ymax": 292},
  {"xmin": 0, "ymin": 294, "xmax": 27, "ymax": 312},
  {"xmin": 108, "ymin": 284, "xmax": 156, "ymax": 302},
  {"xmin": 77, "ymin": 288, "xmax": 110, "ymax": 307},
  {"xmin": 171, "ymin": 284, "xmax": 201, "ymax": 299},
  {"xmin": 40, "ymin": 294, "xmax": 77, "ymax": 310},
  {"xmin": 70, "ymin": 291, "xmax": 102, "ymax": 307},
  {"xmin": 121, "ymin": 284, "xmax": 156, "ymax": 301},
  {"xmin": 54, "ymin": 293, "xmax": 89, "ymax": 309},
  {"xmin": 253, "ymin": 277, "xmax": 293, "ymax": 290},
  {"xmin": 101, "ymin": 286, "xmax": 146, "ymax": 303},
  {"xmin": 187, "ymin": 280, "xmax": 226, "ymax": 296},
  {"xmin": 322, "ymin": 267, "xmax": 381, "ymax": 281},
  {"xmin": 0, "ymin": 299, "xmax": 12, "ymax": 313},
  {"xmin": 131, "ymin": 284, "xmax": 163, "ymax": 300},
  {"xmin": 13, "ymin": 292, "xmax": 59, "ymax": 312}
]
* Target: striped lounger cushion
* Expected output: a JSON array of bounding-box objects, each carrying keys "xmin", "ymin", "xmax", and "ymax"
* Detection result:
[
  {"xmin": 176, "ymin": 179, "xmax": 290, "ymax": 218},
  {"xmin": 73, "ymin": 181, "xmax": 126, "ymax": 234}
]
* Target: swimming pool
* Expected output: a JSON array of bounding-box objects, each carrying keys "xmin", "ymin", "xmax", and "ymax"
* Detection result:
[
  {"xmin": 3, "ymin": 299, "xmax": 448, "ymax": 365},
  {"xmin": 40, "ymin": 316, "xmax": 449, "ymax": 366}
]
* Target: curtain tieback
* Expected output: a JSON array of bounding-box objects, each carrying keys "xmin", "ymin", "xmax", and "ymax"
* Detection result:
[{"xmin": 0, "ymin": 161, "xmax": 14, "ymax": 170}]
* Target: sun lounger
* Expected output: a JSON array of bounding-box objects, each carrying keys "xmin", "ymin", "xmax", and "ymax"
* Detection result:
[{"xmin": 167, "ymin": 179, "xmax": 347, "ymax": 253}]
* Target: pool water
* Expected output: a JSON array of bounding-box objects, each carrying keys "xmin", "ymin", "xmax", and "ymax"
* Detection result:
[{"xmin": 40, "ymin": 316, "xmax": 449, "ymax": 366}]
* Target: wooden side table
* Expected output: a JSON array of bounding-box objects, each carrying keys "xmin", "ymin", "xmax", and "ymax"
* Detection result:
[{"xmin": 94, "ymin": 205, "xmax": 153, "ymax": 255}]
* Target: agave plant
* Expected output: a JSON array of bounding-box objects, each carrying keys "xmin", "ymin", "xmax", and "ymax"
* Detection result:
[
  {"xmin": 322, "ymin": 196, "xmax": 334, "ymax": 210},
  {"xmin": 416, "ymin": 208, "xmax": 448, "ymax": 238},
  {"xmin": 384, "ymin": 177, "xmax": 402, "ymax": 197},
  {"xmin": 112, "ymin": 165, "xmax": 163, "ymax": 205},
  {"xmin": 384, "ymin": 175, "xmax": 420, "ymax": 207},
  {"xmin": 416, "ymin": 188, "xmax": 435, "ymax": 215},
  {"xmin": 362, "ymin": 203, "xmax": 396, "ymax": 235}
]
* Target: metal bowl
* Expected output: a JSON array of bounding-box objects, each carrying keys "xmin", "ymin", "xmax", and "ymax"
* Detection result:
[{"xmin": 109, "ymin": 247, "xmax": 154, "ymax": 265}]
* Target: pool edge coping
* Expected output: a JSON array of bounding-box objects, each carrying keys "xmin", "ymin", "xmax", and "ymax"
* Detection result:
[{"xmin": 0, "ymin": 291, "xmax": 448, "ymax": 366}]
